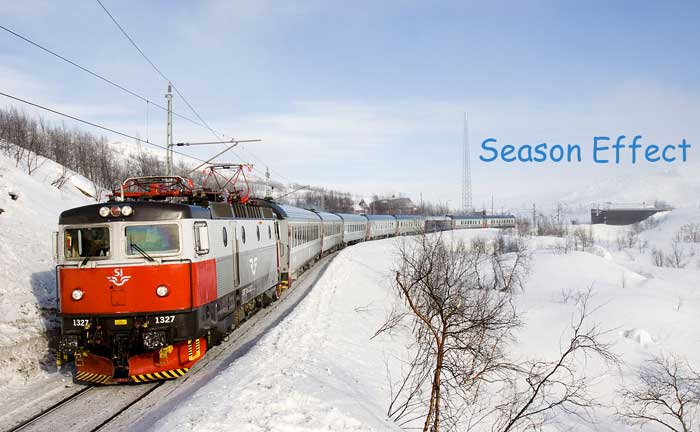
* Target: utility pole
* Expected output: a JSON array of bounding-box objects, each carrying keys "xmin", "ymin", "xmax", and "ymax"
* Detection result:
[
  {"xmin": 462, "ymin": 113, "xmax": 473, "ymax": 213},
  {"xmin": 265, "ymin": 166, "xmax": 273, "ymax": 199},
  {"xmin": 165, "ymin": 82, "xmax": 173, "ymax": 175},
  {"xmin": 556, "ymin": 203, "xmax": 562, "ymax": 227},
  {"xmin": 532, "ymin": 203, "xmax": 537, "ymax": 236}
]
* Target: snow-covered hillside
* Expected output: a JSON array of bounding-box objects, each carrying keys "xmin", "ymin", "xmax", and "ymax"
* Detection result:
[
  {"xmin": 0, "ymin": 153, "xmax": 92, "ymax": 389},
  {"xmin": 154, "ymin": 219, "xmax": 700, "ymax": 431}
]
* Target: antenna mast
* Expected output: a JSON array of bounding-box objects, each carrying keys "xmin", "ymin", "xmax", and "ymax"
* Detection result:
[
  {"xmin": 462, "ymin": 112, "xmax": 472, "ymax": 212},
  {"xmin": 165, "ymin": 82, "xmax": 173, "ymax": 175}
]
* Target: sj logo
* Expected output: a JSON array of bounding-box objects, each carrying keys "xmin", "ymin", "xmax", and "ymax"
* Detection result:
[
  {"xmin": 107, "ymin": 268, "xmax": 132, "ymax": 286},
  {"xmin": 249, "ymin": 257, "xmax": 258, "ymax": 276}
]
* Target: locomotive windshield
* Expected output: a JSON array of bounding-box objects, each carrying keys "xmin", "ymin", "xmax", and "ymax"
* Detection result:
[
  {"xmin": 125, "ymin": 224, "xmax": 180, "ymax": 255},
  {"xmin": 64, "ymin": 227, "xmax": 110, "ymax": 259}
]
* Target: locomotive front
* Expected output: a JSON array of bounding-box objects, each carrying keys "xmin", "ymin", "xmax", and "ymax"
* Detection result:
[{"xmin": 55, "ymin": 201, "xmax": 212, "ymax": 384}]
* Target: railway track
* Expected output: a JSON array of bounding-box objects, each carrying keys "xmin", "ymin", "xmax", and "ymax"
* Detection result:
[
  {"xmin": 7, "ymin": 382, "xmax": 162, "ymax": 432},
  {"xmin": 2, "ymin": 253, "xmax": 336, "ymax": 432}
]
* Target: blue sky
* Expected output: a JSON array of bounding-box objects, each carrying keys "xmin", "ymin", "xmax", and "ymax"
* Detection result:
[{"xmin": 1, "ymin": 1, "xmax": 699, "ymax": 210}]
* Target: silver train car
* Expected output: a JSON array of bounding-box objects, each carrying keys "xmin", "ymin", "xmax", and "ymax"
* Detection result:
[
  {"xmin": 450, "ymin": 214, "xmax": 516, "ymax": 229},
  {"xmin": 395, "ymin": 215, "xmax": 423, "ymax": 236},
  {"xmin": 314, "ymin": 210, "xmax": 344, "ymax": 254},
  {"xmin": 336, "ymin": 213, "xmax": 368, "ymax": 245},
  {"xmin": 258, "ymin": 202, "xmax": 322, "ymax": 284},
  {"xmin": 366, "ymin": 214, "xmax": 398, "ymax": 239}
]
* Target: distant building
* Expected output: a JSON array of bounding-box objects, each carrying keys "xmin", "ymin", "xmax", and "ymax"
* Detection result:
[
  {"xmin": 369, "ymin": 197, "xmax": 418, "ymax": 215},
  {"xmin": 591, "ymin": 204, "xmax": 672, "ymax": 225}
]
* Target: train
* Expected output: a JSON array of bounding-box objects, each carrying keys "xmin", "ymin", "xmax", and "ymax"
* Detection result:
[{"xmin": 54, "ymin": 174, "xmax": 515, "ymax": 384}]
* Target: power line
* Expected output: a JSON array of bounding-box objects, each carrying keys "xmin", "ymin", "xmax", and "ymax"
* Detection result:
[
  {"xmin": 0, "ymin": 90, "xmax": 210, "ymax": 165},
  {"xmin": 0, "ymin": 23, "xmax": 207, "ymax": 130},
  {"xmin": 94, "ymin": 0, "xmax": 292, "ymax": 185},
  {"xmin": 95, "ymin": 0, "xmax": 169, "ymax": 83},
  {"xmin": 95, "ymin": 0, "xmax": 225, "ymax": 142}
]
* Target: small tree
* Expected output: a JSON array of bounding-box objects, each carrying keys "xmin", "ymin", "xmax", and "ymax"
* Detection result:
[
  {"xmin": 572, "ymin": 227, "xmax": 594, "ymax": 251},
  {"xmin": 377, "ymin": 233, "xmax": 528, "ymax": 431},
  {"xmin": 617, "ymin": 355, "xmax": 700, "ymax": 431}
]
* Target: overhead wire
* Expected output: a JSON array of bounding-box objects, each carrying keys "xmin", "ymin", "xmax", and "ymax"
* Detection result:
[
  {"xmin": 2, "ymin": 2, "xmax": 292, "ymax": 186},
  {"xmin": 0, "ymin": 91, "xmax": 210, "ymax": 165},
  {"xmin": 0, "ymin": 24, "xmax": 211, "ymax": 132},
  {"xmin": 95, "ymin": 0, "xmax": 227, "ymax": 142},
  {"xmin": 94, "ymin": 0, "xmax": 292, "ymax": 184}
]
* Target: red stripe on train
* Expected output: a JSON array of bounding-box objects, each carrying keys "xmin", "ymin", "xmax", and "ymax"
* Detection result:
[{"xmin": 58, "ymin": 259, "xmax": 217, "ymax": 314}]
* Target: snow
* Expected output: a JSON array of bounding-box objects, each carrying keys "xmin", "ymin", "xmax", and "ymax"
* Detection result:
[
  {"xmin": 153, "ymin": 239, "xmax": 409, "ymax": 431},
  {"xmin": 0, "ymin": 152, "xmax": 91, "ymax": 389},
  {"xmin": 154, "ymin": 221, "xmax": 700, "ymax": 431}
]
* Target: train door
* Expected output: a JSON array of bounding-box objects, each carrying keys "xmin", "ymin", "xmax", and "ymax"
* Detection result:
[
  {"xmin": 274, "ymin": 220, "xmax": 281, "ymax": 275},
  {"xmin": 229, "ymin": 221, "xmax": 240, "ymax": 287}
]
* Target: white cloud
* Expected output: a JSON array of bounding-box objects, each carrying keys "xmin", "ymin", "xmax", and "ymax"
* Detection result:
[{"xmin": 2, "ymin": 64, "xmax": 698, "ymax": 210}]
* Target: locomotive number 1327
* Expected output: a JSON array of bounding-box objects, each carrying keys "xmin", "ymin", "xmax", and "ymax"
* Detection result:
[{"xmin": 154, "ymin": 315, "xmax": 175, "ymax": 324}]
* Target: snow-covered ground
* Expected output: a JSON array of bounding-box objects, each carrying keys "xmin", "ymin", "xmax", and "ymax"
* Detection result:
[
  {"xmin": 3, "ymin": 149, "xmax": 700, "ymax": 431},
  {"xmin": 153, "ymin": 217, "xmax": 700, "ymax": 431},
  {"xmin": 0, "ymin": 153, "xmax": 91, "ymax": 390}
]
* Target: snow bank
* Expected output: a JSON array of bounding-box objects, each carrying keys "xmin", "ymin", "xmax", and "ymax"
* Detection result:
[
  {"xmin": 0, "ymin": 153, "xmax": 91, "ymax": 388},
  {"xmin": 154, "ymin": 239, "xmax": 407, "ymax": 431},
  {"xmin": 156, "ymin": 221, "xmax": 700, "ymax": 431}
]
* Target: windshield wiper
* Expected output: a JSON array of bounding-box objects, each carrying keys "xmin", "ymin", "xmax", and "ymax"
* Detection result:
[
  {"xmin": 81, "ymin": 255, "xmax": 91, "ymax": 266},
  {"xmin": 130, "ymin": 242, "xmax": 155, "ymax": 262}
]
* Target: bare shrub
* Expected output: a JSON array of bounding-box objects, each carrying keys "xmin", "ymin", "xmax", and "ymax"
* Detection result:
[
  {"xmin": 50, "ymin": 165, "xmax": 71, "ymax": 190},
  {"xmin": 617, "ymin": 355, "xmax": 700, "ymax": 431},
  {"xmin": 376, "ymin": 233, "xmax": 528, "ymax": 431},
  {"xmin": 617, "ymin": 229, "xmax": 640, "ymax": 251},
  {"xmin": 516, "ymin": 218, "xmax": 531, "ymax": 237},
  {"xmin": 667, "ymin": 241, "xmax": 688, "ymax": 268},
  {"xmin": 556, "ymin": 287, "xmax": 587, "ymax": 304},
  {"xmin": 494, "ymin": 232, "xmax": 525, "ymax": 255},
  {"xmin": 379, "ymin": 236, "xmax": 618, "ymax": 432},
  {"xmin": 675, "ymin": 223, "xmax": 700, "ymax": 243},
  {"xmin": 652, "ymin": 248, "xmax": 666, "ymax": 267},
  {"xmin": 536, "ymin": 213, "xmax": 567, "ymax": 237},
  {"xmin": 494, "ymin": 289, "xmax": 619, "ymax": 431},
  {"xmin": 553, "ymin": 236, "xmax": 575, "ymax": 255},
  {"xmin": 572, "ymin": 227, "xmax": 594, "ymax": 251}
]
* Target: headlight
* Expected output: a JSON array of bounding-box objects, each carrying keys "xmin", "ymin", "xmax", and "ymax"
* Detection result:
[
  {"xmin": 99, "ymin": 206, "xmax": 110, "ymax": 217},
  {"xmin": 156, "ymin": 285, "xmax": 169, "ymax": 297},
  {"xmin": 110, "ymin": 206, "xmax": 121, "ymax": 217},
  {"xmin": 121, "ymin": 205, "xmax": 133, "ymax": 216},
  {"xmin": 71, "ymin": 288, "xmax": 84, "ymax": 301}
]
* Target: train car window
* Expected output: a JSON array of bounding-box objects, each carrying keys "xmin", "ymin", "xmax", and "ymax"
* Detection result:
[
  {"xmin": 241, "ymin": 226, "xmax": 247, "ymax": 244},
  {"xmin": 223, "ymin": 226, "xmax": 228, "ymax": 247},
  {"xmin": 64, "ymin": 226, "xmax": 110, "ymax": 259},
  {"xmin": 256, "ymin": 225, "xmax": 261, "ymax": 242}
]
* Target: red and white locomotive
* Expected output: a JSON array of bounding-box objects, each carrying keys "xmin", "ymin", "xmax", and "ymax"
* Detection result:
[{"xmin": 56, "ymin": 171, "xmax": 281, "ymax": 384}]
